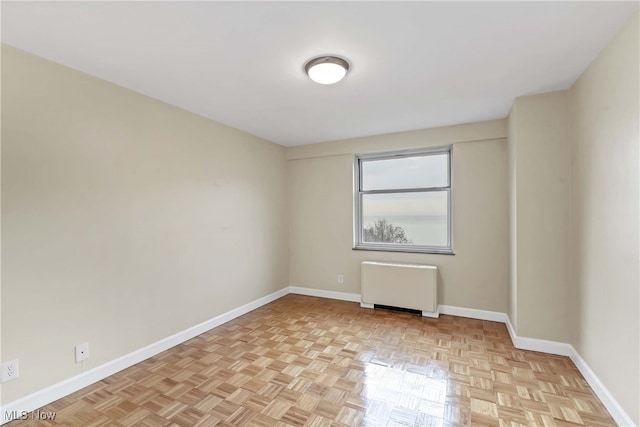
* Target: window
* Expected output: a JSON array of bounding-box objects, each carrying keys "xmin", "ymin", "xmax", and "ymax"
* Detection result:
[{"xmin": 354, "ymin": 146, "xmax": 453, "ymax": 254}]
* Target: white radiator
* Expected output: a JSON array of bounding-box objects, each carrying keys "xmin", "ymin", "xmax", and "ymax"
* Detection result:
[{"xmin": 360, "ymin": 261, "xmax": 439, "ymax": 317}]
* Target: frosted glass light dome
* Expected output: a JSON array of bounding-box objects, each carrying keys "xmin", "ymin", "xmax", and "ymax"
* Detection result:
[{"xmin": 305, "ymin": 56, "xmax": 350, "ymax": 85}]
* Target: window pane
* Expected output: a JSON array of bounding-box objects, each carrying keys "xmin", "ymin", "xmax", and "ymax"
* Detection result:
[
  {"xmin": 361, "ymin": 153, "xmax": 448, "ymax": 191},
  {"xmin": 362, "ymin": 191, "xmax": 449, "ymax": 247}
]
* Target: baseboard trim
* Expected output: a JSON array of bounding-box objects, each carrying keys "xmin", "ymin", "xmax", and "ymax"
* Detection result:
[
  {"xmin": 504, "ymin": 317, "xmax": 573, "ymax": 356},
  {"xmin": 504, "ymin": 317, "xmax": 634, "ymax": 426},
  {"xmin": 438, "ymin": 304, "xmax": 508, "ymax": 323},
  {"xmin": 0, "ymin": 286, "xmax": 289, "ymax": 425},
  {"xmin": 288, "ymin": 286, "xmax": 361, "ymax": 303},
  {"xmin": 568, "ymin": 347, "xmax": 636, "ymax": 427},
  {"xmin": 2, "ymin": 287, "xmax": 634, "ymax": 427}
]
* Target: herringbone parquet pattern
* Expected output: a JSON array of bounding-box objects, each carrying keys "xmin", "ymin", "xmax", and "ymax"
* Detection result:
[{"xmin": 8, "ymin": 294, "xmax": 615, "ymax": 426}]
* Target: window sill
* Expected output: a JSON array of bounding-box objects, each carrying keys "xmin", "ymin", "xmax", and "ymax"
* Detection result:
[{"xmin": 353, "ymin": 245, "xmax": 455, "ymax": 255}]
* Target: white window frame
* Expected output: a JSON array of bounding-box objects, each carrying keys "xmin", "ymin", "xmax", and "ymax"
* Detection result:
[{"xmin": 354, "ymin": 146, "xmax": 454, "ymax": 254}]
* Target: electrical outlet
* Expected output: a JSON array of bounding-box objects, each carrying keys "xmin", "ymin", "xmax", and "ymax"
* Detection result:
[
  {"xmin": 337, "ymin": 274, "xmax": 344, "ymax": 284},
  {"xmin": 75, "ymin": 342, "xmax": 90, "ymax": 363},
  {"xmin": 1, "ymin": 359, "xmax": 19, "ymax": 383}
]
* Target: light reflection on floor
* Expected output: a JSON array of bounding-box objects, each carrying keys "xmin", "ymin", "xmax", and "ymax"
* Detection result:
[{"xmin": 361, "ymin": 358, "xmax": 450, "ymax": 426}]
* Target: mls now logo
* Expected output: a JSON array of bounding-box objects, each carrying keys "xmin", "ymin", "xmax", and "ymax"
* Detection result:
[
  {"xmin": 4, "ymin": 410, "xmax": 56, "ymax": 421},
  {"xmin": 4, "ymin": 410, "xmax": 29, "ymax": 421}
]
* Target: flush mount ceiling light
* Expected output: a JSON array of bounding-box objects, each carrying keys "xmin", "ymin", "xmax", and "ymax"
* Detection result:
[{"xmin": 305, "ymin": 56, "xmax": 350, "ymax": 85}]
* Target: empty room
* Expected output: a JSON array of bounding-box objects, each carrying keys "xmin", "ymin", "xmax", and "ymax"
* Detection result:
[{"xmin": 1, "ymin": 2, "xmax": 638, "ymax": 426}]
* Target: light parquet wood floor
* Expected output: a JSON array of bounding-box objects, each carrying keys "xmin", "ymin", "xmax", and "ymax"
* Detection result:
[{"xmin": 9, "ymin": 295, "xmax": 615, "ymax": 427}]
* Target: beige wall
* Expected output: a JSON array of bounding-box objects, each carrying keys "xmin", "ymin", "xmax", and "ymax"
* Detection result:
[
  {"xmin": 569, "ymin": 11, "xmax": 639, "ymax": 424},
  {"xmin": 288, "ymin": 122, "xmax": 510, "ymax": 313},
  {"xmin": 507, "ymin": 11, "xmax": 639, "ymax": 423},
  {"xmin": 1, "ymin": 45, "xmax": 289, "ymax": 403},
  {"xmin": 508, "ymin": 91, "xmax": 574, "ymax": 343}
]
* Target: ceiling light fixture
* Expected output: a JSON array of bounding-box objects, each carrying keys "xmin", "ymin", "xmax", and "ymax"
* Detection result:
[{"xmin": 305, "ymin": 56, "xmax": 350, "ymax": 85}]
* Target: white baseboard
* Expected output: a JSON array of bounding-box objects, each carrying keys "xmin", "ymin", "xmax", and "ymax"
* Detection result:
[
  {"xmin": 0, "ymin": 286, "xmax": 289, "ymax": 425},
  {"xmin": 2, "ymin": 286, "xmax": 634, "ymax": 427},
  {"xmin": 504, "ymin": 317, "xmax": 573, "ymax": 356},
  {"xmin": 568, "ymin": 347, "xmax": 636, "ymax": 427},
  {"xmin": 289, "ymin": 286, "xmax": 361, "ymax": 303},
  {"xmin": 438, "ymin": 304, "xmax": 508, "ymax": 323},
  {"xmin": 504, "ymin": 317, "xmax": 634, "ymax": 426}
]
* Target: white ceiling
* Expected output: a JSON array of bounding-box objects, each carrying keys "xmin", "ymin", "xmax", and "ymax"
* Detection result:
[{"xmin": 2, "ymin": 2, "xmax": 638, "ymax": 146}]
